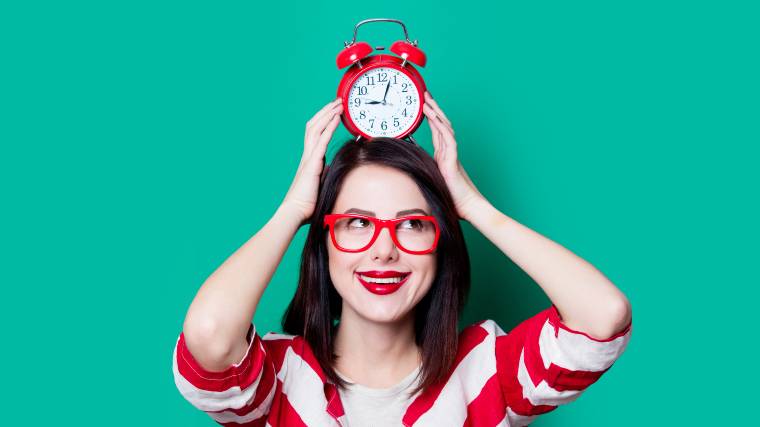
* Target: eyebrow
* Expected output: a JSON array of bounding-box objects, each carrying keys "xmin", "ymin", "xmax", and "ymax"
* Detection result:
[{"xmin": 343, "ymin": 208, "xmax": 429, "ymax": 217}]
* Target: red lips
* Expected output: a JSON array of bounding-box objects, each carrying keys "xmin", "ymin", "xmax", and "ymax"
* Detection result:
[{"xmin": 356, "ymin": 271, "xmax": 411, "ymax": 295}]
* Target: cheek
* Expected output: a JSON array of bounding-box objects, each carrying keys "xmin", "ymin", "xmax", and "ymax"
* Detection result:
[
  {"xmin": 327, "ymin": 246, "xmax": 359, "ymax": 287},
  {"xmin": 405, "ymin": 255, "xmax": 437, "ymax": 293}
]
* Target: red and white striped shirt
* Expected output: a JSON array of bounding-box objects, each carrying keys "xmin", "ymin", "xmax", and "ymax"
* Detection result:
[{"xmin": 173, "ymin": 305, "xmax": 632, "ymax": 426}]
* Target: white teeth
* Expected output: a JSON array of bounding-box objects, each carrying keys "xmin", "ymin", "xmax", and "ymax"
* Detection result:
[{"xmin": 359, "ymin": 274, "xmax": 407, "ymax": 284}]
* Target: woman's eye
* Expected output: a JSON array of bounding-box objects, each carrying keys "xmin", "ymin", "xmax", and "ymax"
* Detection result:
[
  {"xmin": 401, "ymin": 219, "xmax": 422, "ymax": 229},
  {"xmin": 349, "ymin": 218, "xmax": 369, "ymax": 228}
]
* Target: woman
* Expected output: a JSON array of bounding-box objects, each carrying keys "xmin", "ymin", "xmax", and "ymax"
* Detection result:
[{"xmin": 172, "ymin": 92, "xmax": 633, "ymax": 426}]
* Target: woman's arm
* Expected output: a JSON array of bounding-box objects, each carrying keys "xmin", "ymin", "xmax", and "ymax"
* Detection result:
[
  {"xmin": 182, "ymin": 99, "xmax": 343, "ymax": 371},
  {"xmin": 422, "ymin": 92, "xmax": 631, "ymax": 340},
  {"xmin": 182, "ymin": 202, "xmax": 304, "ymax": 372},
  {"xmin": 465, "ymin": 197, "xmax": 631, "ymax": 340}
]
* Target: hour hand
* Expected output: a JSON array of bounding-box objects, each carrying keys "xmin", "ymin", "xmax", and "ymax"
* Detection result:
[{"xmin": 365, "ymin": 100, "xmax": 383, "ymax": 105}]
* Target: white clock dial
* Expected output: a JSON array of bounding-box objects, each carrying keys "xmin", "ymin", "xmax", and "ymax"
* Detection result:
[{"xmin": 347, "ymin": 67, "xmax": 420, "ymax": 137}]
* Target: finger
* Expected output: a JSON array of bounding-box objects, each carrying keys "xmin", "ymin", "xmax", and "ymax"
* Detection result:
[
  {"xmin": 305, "ymin": 99, "xmax": 341, "ymax": 144},
  {"xmin": 439, "ymin": 124, "xmax": 458, "ymax": 165},
  {"xmin": 423, "ymin": 106, "xmax": 442, "ymax": 155},
  {"xmin": 424, "ymin": 103, "xmax": 453, "ymax": 147},
  {"xmin": 315, "ymin": 113, "xmax": 341, "ymax": 153},
  {"xmin": 306, "ymin": 98, "xmax": 342, "ymax": 133},
  {"xmin": 306, "ymin": 104, "xmax": 342, "ymax": 149},
  {"xmin": 422, "ymin": 100, "xmax": 455, "ymax": 137},
  {"xmin": 425, "ymin": 108, "xmax": 449, "ymax": 163},
  {"xmin": 424, "ymin": 92, "xmax": 453, "ymax": 130},
  {"xmin": 425, "ymin": 104, "xmax": 458, "ymax": 165}
]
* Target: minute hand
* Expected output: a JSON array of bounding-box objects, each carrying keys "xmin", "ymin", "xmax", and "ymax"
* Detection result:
[{"xmin": 382, "ymin": 81, "xmax": 391, "ymax": 104}]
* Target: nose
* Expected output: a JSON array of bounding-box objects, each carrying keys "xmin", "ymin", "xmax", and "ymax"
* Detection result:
[{"xmin": 369, "ymin": 226, "xmax": 399, "ymax": 261}]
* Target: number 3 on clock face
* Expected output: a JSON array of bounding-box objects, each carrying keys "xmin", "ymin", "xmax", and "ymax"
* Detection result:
[{"xmin": 347, "ymin": 67, "xmax": 421, "ymax": 138}]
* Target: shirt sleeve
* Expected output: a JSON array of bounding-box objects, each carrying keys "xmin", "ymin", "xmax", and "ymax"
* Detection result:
[
  {"xmin": 495, "ymin": 305, "xmax": 632, "ymax": 426},
  {"xmin": 172, "ymin": 323, "xmax": 278, "ymax": 426}
]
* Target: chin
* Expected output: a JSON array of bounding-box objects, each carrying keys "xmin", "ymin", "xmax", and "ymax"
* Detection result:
[{"xmin": 360, "ymin": 308, "xmax": 410, "ymax": 324}]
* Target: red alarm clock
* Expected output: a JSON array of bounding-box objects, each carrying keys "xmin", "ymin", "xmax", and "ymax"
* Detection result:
[{"xmin": 336, "ymin": 18, "xmax": 428, "ymax": 142}]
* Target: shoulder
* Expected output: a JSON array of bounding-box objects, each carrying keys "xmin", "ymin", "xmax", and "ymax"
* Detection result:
[
  {"xmin": 452, "ymin": 319, "xmax": 506, "ymax": 369},
  {"xmin": 261, "ymin": 331, "xmax": 328, "ymax": 382},
  {"xmin": 458, "ymin": 319, "xmax": 508, "ymax": 350}
]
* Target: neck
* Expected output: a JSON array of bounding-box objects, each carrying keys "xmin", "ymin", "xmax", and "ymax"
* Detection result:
[{"xmin": 333, "ymin": 304, "xmax": 421, "ymax": 387}]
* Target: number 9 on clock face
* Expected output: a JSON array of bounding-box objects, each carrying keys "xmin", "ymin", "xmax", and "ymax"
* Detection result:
[{"xmin": 347, "ymin": 67, "xmax": 421, "ymax": 138}]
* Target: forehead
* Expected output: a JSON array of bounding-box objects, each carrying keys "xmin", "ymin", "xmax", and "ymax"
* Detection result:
[{"xmin": 334, "ymin": 164, "xmax": 430, "ymax": 217}]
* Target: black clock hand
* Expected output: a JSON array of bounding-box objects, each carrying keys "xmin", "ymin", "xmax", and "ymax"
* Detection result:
[
  {"xmin": 382, "ymin": 81, "xmax": 391, "ymax": 104},
  {"xmin": 365, "ymin": 100, "xmax": 382, "ymax": 105}
]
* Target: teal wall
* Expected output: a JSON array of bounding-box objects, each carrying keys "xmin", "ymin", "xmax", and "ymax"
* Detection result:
[{"xmin": 2, "ymin": 1, "xmax": 757, "ymax": 425}]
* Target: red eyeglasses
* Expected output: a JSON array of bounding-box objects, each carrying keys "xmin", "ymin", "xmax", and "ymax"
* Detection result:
[{"xmin": 323, "ymin": 213, "xmax": 440, "ymax": 255}]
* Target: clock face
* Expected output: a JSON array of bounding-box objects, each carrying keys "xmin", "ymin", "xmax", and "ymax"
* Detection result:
[{"xmin": 346, "ymin": 66, "xmax": 421, "ymax": 138}]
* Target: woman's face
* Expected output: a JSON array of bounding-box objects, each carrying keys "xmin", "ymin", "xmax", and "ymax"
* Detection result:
[{"xmin": 327, "ymin": 164, "xmax": 437, "ymax": 324}]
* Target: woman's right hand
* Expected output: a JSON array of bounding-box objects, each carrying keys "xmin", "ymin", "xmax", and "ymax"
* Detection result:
[{"xmin": 282, "ymin": 98, "xmax": 343, "ymax": 225}]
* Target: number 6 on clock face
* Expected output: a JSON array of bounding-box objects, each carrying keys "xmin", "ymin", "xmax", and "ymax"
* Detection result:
[{"xmin": 347, "ymin": 66, "xmax": 421, "ymax": 138}]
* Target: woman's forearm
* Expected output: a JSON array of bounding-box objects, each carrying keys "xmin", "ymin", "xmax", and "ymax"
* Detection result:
[
  {"xmin": 465, "ymin": 197, "xmax": 632, "ymax": 339},
  {"xmin": 182, "ymin": 202, "xmax": 304, "ymax": 368}
]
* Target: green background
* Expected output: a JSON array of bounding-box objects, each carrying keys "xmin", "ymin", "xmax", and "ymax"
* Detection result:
[{"xmin": 2, "ymin": 0, "xmax": 757, "ymax": 425}]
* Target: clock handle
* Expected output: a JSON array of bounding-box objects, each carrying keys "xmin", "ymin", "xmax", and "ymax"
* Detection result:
[{"xmin": 345, "ymin": 18, "xmax": 418, "ymax": 47}]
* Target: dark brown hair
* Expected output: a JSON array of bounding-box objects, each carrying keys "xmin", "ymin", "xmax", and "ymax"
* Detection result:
[{"xmin": 282, "ymin": 137, "xmax": 471, "ymax": 397}]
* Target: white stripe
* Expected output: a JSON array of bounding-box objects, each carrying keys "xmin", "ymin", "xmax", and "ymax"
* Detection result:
[
  {"xmin": 539, "ymin": 319, "xmax": 631, "ymax": 371},
  {"xmin": 516, "ymin": 348, "xmax": 582, "ymax": 406},
  {"xmin": 263, "ymin": 332, "xmax": 296, "ymax": 341},
  {"xmin": 505, "ymin": 407, "xmax": 536, "ymax": 427},
  {"xmin": 278, "ymin": 347, "xmax": 341, "ymax": 426},
  {"xmin": 413, "ymin": 320, "xmax": 500, "ymax": 426},
  {"xmin": 209, "ymin": 382, "xmax": 276, "ymax": 423}
]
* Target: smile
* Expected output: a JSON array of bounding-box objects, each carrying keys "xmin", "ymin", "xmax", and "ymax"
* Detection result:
[{"xmin": 355, "ymin": 272, "xmax": 411, "ymax": 295}]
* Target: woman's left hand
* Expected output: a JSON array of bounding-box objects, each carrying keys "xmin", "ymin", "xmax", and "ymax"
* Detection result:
[{"xmin": 423, "ymin": 91, "xmax": 485, "ymax": 221}]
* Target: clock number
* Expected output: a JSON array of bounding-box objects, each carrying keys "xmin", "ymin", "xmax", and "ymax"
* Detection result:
[
  {"xmin": 381, "ymin": 120, "xmax": 388, "ymax": 130},
  {"xmin": 401, "ymin": 83, "xmax": 408, "ymax": 92},
  {"xmin": 354, "ymin": 98, "xmax": 361, "ymax": 107},
  {"xmin": 369, "ymin": 119, "xmax": 375, "ymax": 128},
  {"xmin": 358, "ymin": 86, "xmax": 368, "ymax": 95},
  {"xmin": 365, "ymin": 76, "xmax": 375, "ymax": 86},
  {"xmin": 406, "ymin": 96, "xmax": 413, "ymax": 105},
  {"xmin": 402, "ymin": 108, "xmax": 408, "ymax": 117},
  {"xmin": 359, "ymin": 111, "xmax": 366, "ymax": 119},
  {"xmin": 378, "ymin": 73, "xmax": 388, "ymax": 83},
  {"xmin": 392, "ymin": 75, "xmax": 397, "ymax": 84},
  {"xmin": 393, "ymin": 117, "xmax": 400, "ymax": 127}
]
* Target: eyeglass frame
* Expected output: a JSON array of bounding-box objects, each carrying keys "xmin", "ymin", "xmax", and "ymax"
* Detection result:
[{"xmin": 323, "ymin": 213, "xmax": 440, "ymax": 255}]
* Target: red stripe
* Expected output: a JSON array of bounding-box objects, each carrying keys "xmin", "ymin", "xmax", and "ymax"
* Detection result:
[
  {"xmin": 521, "ymin": 323, "xmax": 606, "ymax": 391},
  {"xmin": 495, "ymin": 313, "xmax": 557, "ymax": 417},
  {"xmin": 462, "ymin": 374, "xmax": 506, "ymax": 427},
  {"xmin": 208, "ymin": 353, "xmax": 277, "ymax": 417},
  {"xmin": 289, "ymin": 336, "xmax": 327, "ymax": 383},
  {"xmin": 524, "ymin": 307, "xmax": 609, "ymax": 391},
  {"xmin": 547, "ymin": 304, "xmax": 632, "ymax": 342},
  {"xmin": 266, "ymin": 379, "xmax": 308, "ymax": 427},
  {"xmin": 545, "ymin": 363, "xmax": 606, "ymax": 391},
  {"xmin": 402, "ymin": 323, "xmax": 489, "ymax": 426},
  {"xmin": 176, "ymin": 329, "xmax": 265, "ymax": 393},
  {"xmin": 325, "ymin": 382, "xmax": 345, "ymax": 419},
  {"xmin": 262, "ymin": 334, "xmax": 297, "ymax": 374}
]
